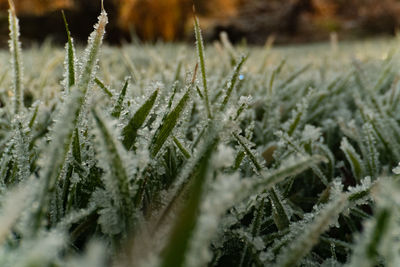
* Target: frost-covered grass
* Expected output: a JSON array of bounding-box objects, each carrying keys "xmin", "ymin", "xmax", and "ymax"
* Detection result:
[{"xmin": 1, "ymin": 1, "xmax": 400, "ymax": 266}]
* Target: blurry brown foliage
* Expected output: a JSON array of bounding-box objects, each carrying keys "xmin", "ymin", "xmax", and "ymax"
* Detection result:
[
  {"xmin": 118, "ymin": 0, "xmax": 191, "ymax": 41},
  {"xmin": 117, "ymin": 0, "xmax": 244, "ymax": 41},
  {"xmin": 0, "ymin": 0, "xmax": 72, "ymax": 15},
  {"xmin": 0, "ymin": 0, "xmax": 244, "ymax": 42},
  {"xmin": 215, "ymin": 0, "xmax": 400, "ymax": 44},
  {"xmin": 1, "ymin": 0, "xmax": 400, "ymax": 44}
]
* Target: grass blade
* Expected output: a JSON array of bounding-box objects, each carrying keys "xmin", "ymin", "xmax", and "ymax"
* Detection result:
[
  {"xmin": 233, "ymin": 132, "xmax": 263, "ymax": 172},
  {"xmin": 268, "ymin": 59, "xmax": 286, "ymax": 95},
  {"xmin": 173, "ymin": 136, "xmax": 191, "ymax": 159},
  {"xmin": 122, "ymin": 88, "xmax": 159, "ymax": 150},
  {"xmin": 111, "ymin": 77, "xmax": 130, "ymax": 118},
  {"xmin": 269, "ymin": 188, "xmax": 290, "ymax": 230},
  {"xmin": 160, "ymin": 137, "xmax": 217, "ymax": 267},
  {"xmin": 151, "ymin": 88, "xmax": 191, "ymax": 157},
  {"xmin": 194, "ymin": 14, "xmax": 212, "ymax": 119},
  {"xmin": 220, "ymin": 55, "xmax": 248, "ymax": 111},
  {"xmin": 92, "ymin": 108, "xmax": 133, "ymax": 231},
  {"xmin": 72, "ymin": 128, "xmax": 81, "ymax": 164},
  {"xmin": 61, "ymin": 10, "xmax": 76, "ymax": 91},
  {"xmin": 340, "ymin": 137, "xmax": 364, "ymax": 183},
  {"xmin": 277, "ymin": 64, "xmax": 311, "ymax": 90},
  {"xmin": 362, "ymin": 123, "xmax": 379, "ymax": 179},
  {"xmin": 8, "ymin": 0, "xmax": 23, "ymax": 114},
  {"xmin": 173, "ymin": 60, "xmax": 182, "ymax": 83},
  {"xmin": 246, "ymin": 155, "xmax": 325, "ymax": 195},
  {"xmin": 94, "ymin": 77, "xmax": 113, "ymax": 97}
]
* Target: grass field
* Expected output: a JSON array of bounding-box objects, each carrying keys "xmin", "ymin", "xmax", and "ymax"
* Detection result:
[{"xmin": 1, "ymin": 3, "xmax": 400, "ymax": 267}]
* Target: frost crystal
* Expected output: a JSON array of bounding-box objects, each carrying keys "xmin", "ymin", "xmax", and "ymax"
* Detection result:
[
  {"xmin": 212, "ymin": 144, "xmax": 235, "ymax": 168},
  {"xmin": 392, "ymin": 162, "xmax": 400, "ymax": 174},
  {"xmin": 302, "ymin": 124, "xmax": 322, "ymax": 142}
]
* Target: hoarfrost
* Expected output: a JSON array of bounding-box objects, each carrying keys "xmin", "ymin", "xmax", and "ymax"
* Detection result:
[
  {"xmin": 212, "ymin": 144, "xmax": 235, "ymax": 168},
  {"xmin": 392, "ymin": 162, "xmax": 400, "ymax": 174}
]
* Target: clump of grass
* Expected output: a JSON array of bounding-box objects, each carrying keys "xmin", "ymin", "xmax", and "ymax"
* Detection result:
[{"xmin": 1, "ymin": 1, "xmax": 400, "ymax": 267}]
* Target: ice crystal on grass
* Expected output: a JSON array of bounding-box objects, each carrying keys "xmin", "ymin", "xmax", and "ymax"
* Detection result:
[
  {"xmin": 212, "ymin": 144, "xmax": 235, "ymax": 168},
  {"xmin": 302, "ymin": 124, "xmax": 322, "ymax": 143},
  {"xmin": 11, "ymin": 117, "xmax": 31, "ymax": 183}
]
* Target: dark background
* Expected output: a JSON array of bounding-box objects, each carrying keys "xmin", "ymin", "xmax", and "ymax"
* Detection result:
[{"xmin": 0, "ymin": 0, "xmax": 400, "ymax": 46}]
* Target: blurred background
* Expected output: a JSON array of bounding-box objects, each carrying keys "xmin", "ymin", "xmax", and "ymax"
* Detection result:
[{"xmin": 0, "ymin": 0, "xmax": 400, "ymax": 46}]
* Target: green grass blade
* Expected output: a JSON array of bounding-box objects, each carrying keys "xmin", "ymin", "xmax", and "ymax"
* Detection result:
[
  {"xmin": 94, "ymin": 77, "xmax": 113, "ymax": 97},
  {"xmin": 72, "ymin": 128, "xmax": 81, "ymax": 164},
  {"xmin": 220, "ymin": 55, "xmax": 248, "ymax": 111},
  {"xmin": 234, "ymin": 103, "xmax": 247, "ymax": 120},
  {"xmin": 247, "ymin": 155, "xmax": 325, "ymax": 195},
  {"xmin": 33, "ymin": 90, "xmax": 83, "ymax": 232},
  {"xmin": 362, "ymin": 123, "xmax": 379, "ymax": 179},
  {"xmin": 173, "ymin": 136, "xmax": 191, "ymax": 159},
  {"xmin": 277, "ymin": 64, "xmax": 311, "ymax": 90},
  {"xmin": 285, "ymin": 99, "xmax": 308, "ymax": 137},
  {"xmin": 122, "ymin": 88, "xmax": 159, "ymax": 150},
  {"xmin": 269, "ymin": 187, "xmax": 290, "ymax": 230},
  {"xmin": 173, "ymin": 60, "xmax": 182, "ymax": 82},
  {"xmin": 233, "ymin": 132, "xmax": 263, "ymax": 173},
  {"xmin": 194, "ymin": 15, "xmax": 212, "ymax": 119},
  {"xmin": 340, "ymin": 137, "xmax": 364, "ymax": 183},
  {"xmin": 61, "ymin": 10, "xmax": 76, "ymax": 90},
  {"xmin": 160, "ymin": 137, "xmax": 217, "ymax": 267},
  {"xmin": 111, "ymin": 77, "xmax": 130, "ymax": 118},
  {"xmin": 268, "ymin": 59, "xmax": 286, "ymax": 95},
  {"xmin": 152, "ymin": 124, "xmax": 218, "ymax": 233},
  {"xmin": 78, "ymin": 7, "xmax": 108, "ymax": 90},
  {"xmin": 195, "ymin": 85, "xmax": 204, "ymax": 99},
  {"xmin": 151, "ymin": 88, "xmax": 191, "ymax": 157},
  {"xmin": 167, "ymin": 82, "xmax": 179, "ymax": 111},
  {"xmin": 28, "ymin": 104, "xmax": 39, "ymax": 129},
  {"xmin": 12, "ymin": 118, "xmax": 30, "ymax": 183},
  {"xmin": 234, "ymin": 150, "xmax": 246, "ymax": 169},
  {"xmin": 8, "ymin": 0, "xmax": 23, "ymax": 114},
  {"xmin": 92, "ymin": 108, "xmax": 132, "ymax": 230}
]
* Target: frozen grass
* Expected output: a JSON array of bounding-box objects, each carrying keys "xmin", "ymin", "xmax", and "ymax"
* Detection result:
[{"xmin": 1, "ymin": 2, "xmax": 400, "ymax": 267}]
